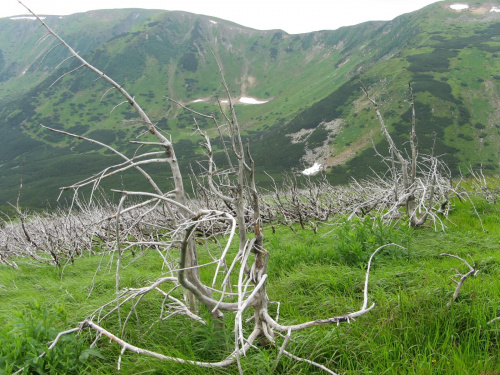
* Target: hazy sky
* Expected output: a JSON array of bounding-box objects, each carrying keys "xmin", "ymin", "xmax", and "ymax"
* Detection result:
[{"xmin": 4, "ymin": 0, "xmax": 444, "ymax": 34}]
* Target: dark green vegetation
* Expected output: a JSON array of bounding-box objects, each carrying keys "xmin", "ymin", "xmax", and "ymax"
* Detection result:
[
  {"xmin": 0, "ymin": 0, "xmax": 499, "ymax": 207},
  {"xmin": 0, "ymin": 304, "xmax": 101, "ymax": 374},
  {"xmin": 0, "ymin": 196, "xmax": 499, "ymax": 374}
]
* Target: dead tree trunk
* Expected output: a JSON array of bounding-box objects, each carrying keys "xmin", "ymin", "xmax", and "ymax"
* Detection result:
[
  {"xmin": 16, "ymin": 3, "xmax": 390, "ymax": 373},
  {"xmin": 361, "ymin": 82, "xmax": 451, "ymax": 228}
]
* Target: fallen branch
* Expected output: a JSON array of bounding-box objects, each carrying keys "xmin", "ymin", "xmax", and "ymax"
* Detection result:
[
  {"xmin": 441, "ymin": 253, "xmax": 479, "ymax": 306},
  {"xmin": 487, "ymin": 317, "xmax": 500, "ymax": 325}
]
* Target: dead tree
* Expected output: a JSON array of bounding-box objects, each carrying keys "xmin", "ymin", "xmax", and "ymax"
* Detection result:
[
  {"xmin": 14, "ymin": 2, "xmax": 396, "ymax": 373},
  {"xmin": 468, "ymin": 167, "xmax": 500, "ymax": 205},
  {"xmin": 360, "ymin": 82, "xmax": 458, "ymax": 228}
]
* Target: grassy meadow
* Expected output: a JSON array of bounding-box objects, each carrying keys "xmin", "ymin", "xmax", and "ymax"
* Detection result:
[{"xmin": 0, "ymin": 192, "xmax": 499, "ymax": 375}]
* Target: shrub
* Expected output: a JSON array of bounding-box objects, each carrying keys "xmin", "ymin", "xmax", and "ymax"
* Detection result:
[
  {"xmin": 307, "ymin": 124, "xmax": 329, "ymax": 149},
  {"xmin": 179, "ymin": 52, "xmax": 198, "ymax": 72}
]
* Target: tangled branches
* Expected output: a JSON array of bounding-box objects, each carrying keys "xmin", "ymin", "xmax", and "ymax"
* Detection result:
[
  {"xmin": 359, "ymin": 82, "xmax": 462, "ymax": 228},
  {"xmin": 2, "ymin": 2, "xmax": 400, "ymax": 373}
]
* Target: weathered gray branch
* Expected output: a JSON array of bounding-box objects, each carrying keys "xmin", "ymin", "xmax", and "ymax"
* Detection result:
[{"xmin": 441, "ymin": 253, "xmax": 479, "ymax": 306}]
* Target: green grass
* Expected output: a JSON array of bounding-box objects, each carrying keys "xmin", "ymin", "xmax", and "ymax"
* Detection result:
[{"xmin": 1, "ymin": 198, "xmax": 499, "ymax": 374}]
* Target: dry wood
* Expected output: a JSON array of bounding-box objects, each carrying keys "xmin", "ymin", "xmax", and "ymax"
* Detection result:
[
  {"xmin": 441, "ymin": 253, "xmax": 479, "ymax": 306},
  {"xmin": 6, "ymin": 3, "xmax": 406, "ymax": 373}
]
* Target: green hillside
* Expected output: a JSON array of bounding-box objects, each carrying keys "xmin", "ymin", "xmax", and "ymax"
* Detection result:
[{"xmin": 0, "ymin": 0, "xmax": 499, "ymax": 207}]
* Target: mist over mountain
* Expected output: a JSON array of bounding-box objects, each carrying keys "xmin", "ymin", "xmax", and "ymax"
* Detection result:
[{"xmin": 0, "ymin": 1, "xmax": 499, "ymax": 207}]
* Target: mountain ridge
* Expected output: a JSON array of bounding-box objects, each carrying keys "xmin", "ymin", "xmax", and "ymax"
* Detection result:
[{"xmin": 0, "ymin": 1, "xmax": 499, "ymax": 207}]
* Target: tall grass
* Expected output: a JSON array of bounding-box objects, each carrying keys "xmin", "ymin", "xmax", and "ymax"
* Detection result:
[{"xmin": 0, "ymin": 198, "xmax": 499, "ymax": 374}]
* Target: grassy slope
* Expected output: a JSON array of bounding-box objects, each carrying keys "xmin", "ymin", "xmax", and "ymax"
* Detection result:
[
  {"xmin": 322, "ymin": 1, "xmax": 500, "ymax": 182},
  {"xmin": 1, "ymin": 198, "xmax": 499, "ymax": 374},
  {"xmin": 0, "ymin": 12, "xmax": 381, "ymax": 206},
  {"xmin": 0, "ymin": 1, "xmax": 499, "ymax": 208}
]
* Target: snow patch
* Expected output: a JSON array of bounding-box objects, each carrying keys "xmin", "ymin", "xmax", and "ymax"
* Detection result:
[
  {"xmin": 239, "ymin": 97, "xmax": 268, "ymax": 104},
  {"xmin": 190, "ymin": 97, "xmax": 269, "ymax": 105},
  {"xmin": 10, "ymin": 16, "xmax": 46, "ymax": 20},
  {"xmin": 209, "ymin": 20, "xmax": 217, "ymax": 24},
  {"xmin": 302, "ymin": 163, "xmax": 322, "ymax": 176},
  {"xmin": 450, "ymin": 4, "xmax": 470, "ymax": 10},
  {"xmin": 491, "ymin": 6, "xmax": 500, "ymax": 12}
]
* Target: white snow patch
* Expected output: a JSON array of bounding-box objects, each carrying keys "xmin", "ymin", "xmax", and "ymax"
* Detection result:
[
  {"xmin": 190, "ymin": 97, "xmax": 269, "ymax": 105},
  {"xmin": 302, "ymin": 163, "xmax": 322, "ymax": 176},
  {"xmin": 239, "ymin": 97, "xmax": 268, "ymax": 104},
  {"xmin": 450, "ymin": 4, "xmax": 470, "ymax": 10},
  {"xmin": 10, "ymin": 16, "xmax": 46, "ymax": 20},
  {"xmin": 209, "ymin": 20, "xmax": 217, "ymax": 24},
  {"xmin": 491, "ymin": 6, "xmax": 500, "ymax": 12}
]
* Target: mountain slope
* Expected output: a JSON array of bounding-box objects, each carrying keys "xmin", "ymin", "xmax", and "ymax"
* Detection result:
[
  {"xmin": 251, "ymin": 0, "xmax": 500, "ymax": 179},
  {"xmin": 0, "ymin": 1, "xmax": 499, "ymax": 207}
]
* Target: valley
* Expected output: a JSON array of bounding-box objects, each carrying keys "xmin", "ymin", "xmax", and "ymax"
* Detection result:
[{"xmin": 0, "ymin": 1, "xmax": 498, "ymax": 208}]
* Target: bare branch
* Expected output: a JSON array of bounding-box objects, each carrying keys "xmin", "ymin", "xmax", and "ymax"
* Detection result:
[
  {"xmin": 282, "ymin": 350, "xmax": 339, "ymax": 375},
  {"xmin": 488, "ymin": 317, "xmax": 500, "ymax": 325},
  {"xmin": 441, "ymin": 253, "xmax": 479, "ymax": 305}
]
